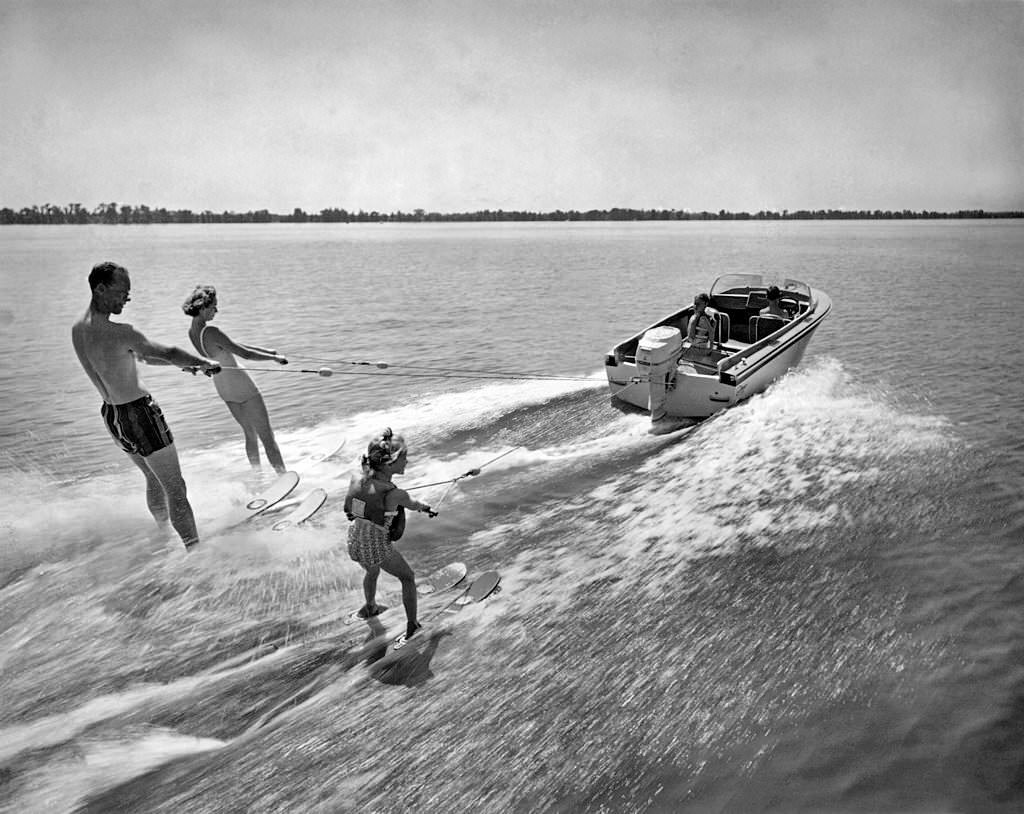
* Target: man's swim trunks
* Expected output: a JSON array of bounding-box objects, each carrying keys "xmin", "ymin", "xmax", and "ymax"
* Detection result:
[
  {"xmin": 347, "ymin": 518, "xmax": 393, "ymax": 567},
  {"xmin": 101, "ymin": 395, "xmax": 174, "ymax": 457}
]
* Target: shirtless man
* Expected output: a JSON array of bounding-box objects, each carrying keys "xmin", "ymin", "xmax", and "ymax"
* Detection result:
[{"xmin": 72, "ymin": 261, "xmax": 221, "ymax": 549}]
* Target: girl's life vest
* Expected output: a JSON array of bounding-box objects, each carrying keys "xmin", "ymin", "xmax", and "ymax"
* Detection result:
[
  {"xmin": 345, "ymin": 476, "xmax": 392, "ymax": 526},
  {"xmin": 344, "ymin": 476, "xmax": 406, "ymax": 541}
]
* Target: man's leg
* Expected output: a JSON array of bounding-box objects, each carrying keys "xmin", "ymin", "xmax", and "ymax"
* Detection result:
[
  {"xmin": 140, "ymin": 444, "xmax": 200, "ymax": 548},
  {"xmin": 127, "ymin": 453, "xmax": 170, "ymax": 530}
]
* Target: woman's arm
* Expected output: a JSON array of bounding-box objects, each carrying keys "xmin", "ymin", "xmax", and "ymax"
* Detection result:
[
  {"xmin": 239, "ymin": 342, "xmax": 277, "ymax": 355},
  {"xmin": 204, "ymin": 326, "xmax": 286, "ymax": 363}
]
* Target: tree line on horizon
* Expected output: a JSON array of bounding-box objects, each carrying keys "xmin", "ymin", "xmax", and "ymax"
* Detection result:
[{"xmin": 1, "ymin": 202, "xmax": 1021, "ymax": 225}]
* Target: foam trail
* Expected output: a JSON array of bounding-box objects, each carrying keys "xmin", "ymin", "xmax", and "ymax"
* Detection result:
[
  {"xmin": 11, "ymin": 727, "xmax": 225, "ymax": 814},
  {"xmin": 0, "ymin": 678, "xmax": 215, "ymax": 764}
]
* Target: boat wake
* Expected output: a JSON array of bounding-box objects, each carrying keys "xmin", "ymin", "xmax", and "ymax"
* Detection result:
[{"xmin": 0, "ymin": 355, "xmax": 973, "ymax": 812}]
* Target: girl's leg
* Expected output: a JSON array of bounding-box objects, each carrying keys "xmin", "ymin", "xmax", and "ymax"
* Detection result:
[
  {"xmin": 381, "ymin": 547, "xmax": 419, "ymax": 638},
  {"xmin": 226, "ymin": 400, "xmax": 261, "ymax": 469},
  {"xmin": 361, "ymin": 564, "xmax": 382, "ymax": 615}
]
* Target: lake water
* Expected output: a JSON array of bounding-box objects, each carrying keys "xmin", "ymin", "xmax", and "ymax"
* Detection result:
[{"xmin": 1, "ymin": 221, "xmax": 1022, "ymax": 812}]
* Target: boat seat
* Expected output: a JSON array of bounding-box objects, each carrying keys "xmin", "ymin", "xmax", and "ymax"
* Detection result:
[
  {"xmin": 749, "ymin": 314, "xmax": 786, "ymax": 342},
  {"xmin": 711, "ymin": 293, "xmax": 748, "ymax": 311},
  {"xmin": 746, "ymin": 290, "xmax": 768, "ymax": 310},
  {"xmin": 714, "ymin": 311, "xmax": 731, "ymax": 343}
]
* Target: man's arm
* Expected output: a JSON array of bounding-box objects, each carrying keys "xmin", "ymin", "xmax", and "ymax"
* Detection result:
[{"xmin": 127, "ymin": 326, "xmax": 220, "ymax": 374}]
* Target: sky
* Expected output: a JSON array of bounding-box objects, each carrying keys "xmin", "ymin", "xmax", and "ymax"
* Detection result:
[{"xmin": 1, "ymin": 0, "xmax": 1022, "ymax": 214}]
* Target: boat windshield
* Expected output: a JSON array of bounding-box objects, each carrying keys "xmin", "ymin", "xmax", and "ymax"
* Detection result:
[{"xmin": 711, "ymin": 273, "xmax": 811, "ymax": 300}]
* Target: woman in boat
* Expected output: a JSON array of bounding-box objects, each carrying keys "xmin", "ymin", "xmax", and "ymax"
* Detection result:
[
  {"xmin": 182, "ymin": 284, "xmax": 288, "ymax": 473},
  {"xmin": 684, "ymin": 292, "xmax": 718, "ymax": 361},
  {"xmin": 343, "ymin": 428, "xmax": 437, "ymax": 644}
]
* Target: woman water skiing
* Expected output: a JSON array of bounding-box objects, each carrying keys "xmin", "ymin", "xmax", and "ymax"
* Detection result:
[{"xmin": 182, "ymin": 284, "xmax": 288, "ymax": 473}]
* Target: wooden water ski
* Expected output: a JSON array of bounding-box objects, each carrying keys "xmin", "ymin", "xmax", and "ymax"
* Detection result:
[
  {"xmin": 208, "ymin": 471, "xmax": 300, "ymax": 536},
  {"xmin": 271, "ymin": 488, "xmax": 328, "ymax": 531}
]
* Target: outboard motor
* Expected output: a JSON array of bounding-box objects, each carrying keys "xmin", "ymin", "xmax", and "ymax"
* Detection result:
[{"xmin": 635, "ymin": 326, "xmax": 682, "ymax": 422}]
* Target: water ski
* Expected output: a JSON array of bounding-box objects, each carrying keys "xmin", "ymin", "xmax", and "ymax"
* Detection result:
[
  {"xmin": 417, "ymin": 561, "xmax": 467, "ymax": 595},
  {"xmin": 209, "ymin": 471, "xmax": 300, "ymax": 536},
  {"xmin": 271, "ymin": 488, "xmax": 328, "ymax": 531},
  {"xmin": 296, "ymin": 437, "xmax": 347, "ymax": 471},
  {"xmin": 342, "ymin": 603, "xmax": 390, "ymax": 624},
  {"xmin": 374, "ymin": 570, "xmax": 501, "ymax": 668},
  {"xmin": 343, "ymin": 561, "xmax": 467, "ymax": 625}
]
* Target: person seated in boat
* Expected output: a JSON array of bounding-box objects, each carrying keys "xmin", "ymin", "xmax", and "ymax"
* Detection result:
[
  {"xmin": 760, "ymin": 286, "xmax": 789, "ymax": 319},
  {"xmin": 682, "ymin": 292, "xmax": 719, "ymax": 362},
  {"xmin": 343, "ymin": 428, "xmax": 437, "ymax": 644}
]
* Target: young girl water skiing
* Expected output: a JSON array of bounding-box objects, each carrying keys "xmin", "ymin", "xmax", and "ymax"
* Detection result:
[{"xmin": 343, "ymin": 428, "xmax": 437, "ymax": 643}]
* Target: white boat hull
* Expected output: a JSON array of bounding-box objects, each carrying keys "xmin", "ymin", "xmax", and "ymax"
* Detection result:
[{"xmin": 605, "ymin": 278, "xmax": 831, "ymax": 420}]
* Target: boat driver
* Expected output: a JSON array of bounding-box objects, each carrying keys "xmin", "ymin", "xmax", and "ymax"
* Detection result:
[{"xmin": 760, "ymin": 286, "xmax": 789, "ymax": 319}]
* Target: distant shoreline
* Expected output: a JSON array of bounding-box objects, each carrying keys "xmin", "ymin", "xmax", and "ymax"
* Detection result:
[{"xmin": 2, "ymin": 204, "xmax": 1021, "ymax": 225}]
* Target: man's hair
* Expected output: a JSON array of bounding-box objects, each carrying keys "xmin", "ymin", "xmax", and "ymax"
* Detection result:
[{"xmin": 88, "ymin": 261, "xmax": 126, "ymax": 290}]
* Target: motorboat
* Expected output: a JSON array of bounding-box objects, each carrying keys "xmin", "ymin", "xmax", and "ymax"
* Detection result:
[{"xmin": 604, "ymin": 273, "xmax": 832, "ymax": 422}]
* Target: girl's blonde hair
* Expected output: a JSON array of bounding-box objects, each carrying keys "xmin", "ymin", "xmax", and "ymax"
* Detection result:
[{"xmin": 362, "ymin": 427, "xmax": 407, "ymax": 472}]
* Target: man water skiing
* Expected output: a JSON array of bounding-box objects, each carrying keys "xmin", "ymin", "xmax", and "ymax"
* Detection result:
[{"xmin": 72, "ymin": 261, "xmax": 221, "ymax": 549}]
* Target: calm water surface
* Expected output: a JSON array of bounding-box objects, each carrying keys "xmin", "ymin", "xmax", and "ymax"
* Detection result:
[{"xmin": 1, "ymin": 221, "xmax": 1022, "ymax": 812}]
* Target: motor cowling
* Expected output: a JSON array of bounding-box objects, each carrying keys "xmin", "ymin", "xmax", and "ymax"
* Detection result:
[{"xmin": 636, "ymin": 326, "xmax": 682, "ymax": 421}]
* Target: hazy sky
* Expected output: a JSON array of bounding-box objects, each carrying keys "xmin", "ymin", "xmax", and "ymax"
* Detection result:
[{"xmin": 2, "ymin": 0, "xmax": 1022, "ymax": 213}]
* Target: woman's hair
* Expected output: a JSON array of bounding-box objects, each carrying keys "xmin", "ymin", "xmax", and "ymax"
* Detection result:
[
  {"xmin": 362, "ymin": 427, "xmax": 408, "ymax": 472},
  {"xmin": 182, "ymin": 285, "xmax": 217, "ymax": 316},
  {"xmin": 694, "ymin": 292, "xmax": 710, "ymax": 306},
  {"xmin": 767, "ymin": 285, "xmax": 781, "ymax": 301}
]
